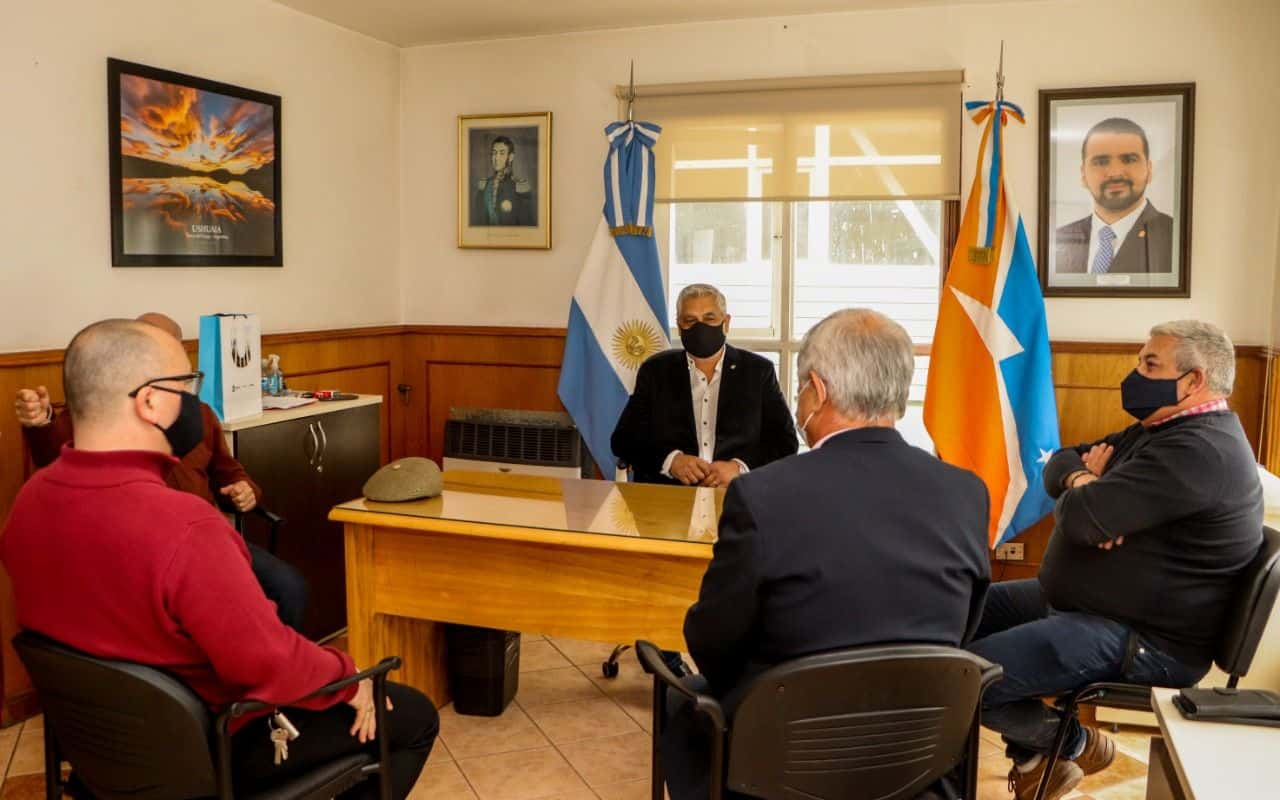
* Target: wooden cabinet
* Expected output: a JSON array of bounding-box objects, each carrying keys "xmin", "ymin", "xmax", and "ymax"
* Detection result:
[{"xmin": 228, "ymin": 399, "xmax": 381, "ymax": 640}]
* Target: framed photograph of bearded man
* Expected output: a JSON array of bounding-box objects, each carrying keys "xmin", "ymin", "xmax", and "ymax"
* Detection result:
[
  {"xmin": 1038, "ymin": 84, "xmax": 1194, "ymax": 297},
  {"xmin": 108, "ymin": 58, "xmax": 282, "ymax": 267},
  {"xmin": 458, "ymin": 112, "xmax": 552, "ymax": 249}
]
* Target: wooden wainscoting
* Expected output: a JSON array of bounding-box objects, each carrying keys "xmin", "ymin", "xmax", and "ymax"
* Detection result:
[
  {"xmin": 1263, "ymin": 349, "xmax": 1280, "ymax": 473},
  {"xmin": 0, "ymin": 326, "xmax": 1274, "ymax": 723},
  {"xmin": 402, "ymin": 326, "xmax": 569, "ymax": 463}
]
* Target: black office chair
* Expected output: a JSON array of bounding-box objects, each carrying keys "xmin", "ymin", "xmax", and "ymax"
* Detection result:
[
  {"xmin": 1031, "ymin": 524, "xmax": 1280, "ymax": 800},
  {"xmin": 235, "ymin": 505, "xmax": 285, "ymax": 556},
  {"xmin": 636, "ymin": 639, "xmax": 1003, "ymax": 800},
  {"xmin": 13, "ymin": 630, "xmax": 400, "ymax": 800}
]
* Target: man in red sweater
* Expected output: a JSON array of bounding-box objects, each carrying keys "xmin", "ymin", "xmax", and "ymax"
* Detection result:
[
  {"xmin": 2, "ymin": 319, "xmax": 436, "ymax": 797},
  {"xmin": 13, "ymin": 312, "xmax": 308, "ymax": 632}
]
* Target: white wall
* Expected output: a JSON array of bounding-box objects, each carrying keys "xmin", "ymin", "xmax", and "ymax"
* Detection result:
[
  {"xmin": 0, "ymin": 0, "xmax": 401, "ymax": 352},
  {"xmin": 399, "ymin": 0, "xmax": 1280, "ymax": 344}
]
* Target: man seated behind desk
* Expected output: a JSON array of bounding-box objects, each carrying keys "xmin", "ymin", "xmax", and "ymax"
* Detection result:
[
  {"xmin": 611, "ymin": 283, "xmax": 797, "ymax": 487},
  {"xmin": 13, "ymin": 312, "xmax": 308, "ymax": 632},
  {"xmin": 662, "ymin": 309, "xmax": 991, "ymax": 800},
  {"xmin": 968, "ymin": 320, "xmax": 1264, "ymax": 800},
  {"xmin": 1, "ymin": 319, "xmax": 437, "ymax": 798}
]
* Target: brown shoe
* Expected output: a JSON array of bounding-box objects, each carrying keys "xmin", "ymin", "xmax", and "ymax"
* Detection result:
[
  {"xmin": 1008, "ymin": 758, "xmax": 1084, "ymax": 800},
  {"xmin": 1072, "ymin": 726, "xmax": 1116, "ymax": 776}
]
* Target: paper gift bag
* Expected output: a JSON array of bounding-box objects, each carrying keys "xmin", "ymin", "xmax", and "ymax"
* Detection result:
[{"xmin": 198, "ymin": 313, "xmax": 263, "ymax": 422}]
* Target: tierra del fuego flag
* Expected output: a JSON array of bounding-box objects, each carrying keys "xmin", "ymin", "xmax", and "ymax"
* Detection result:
[{"xmin": 924, "ymin": 98, "xmax": 1059, "ymax": 548}]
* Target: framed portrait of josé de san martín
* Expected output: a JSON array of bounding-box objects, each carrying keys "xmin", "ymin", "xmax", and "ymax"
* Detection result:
[
  {"xmin": 1038, "ymin": 84, "xmax": 1194, "ymax": 297},
  {"xmin": 108, "ymin": 58, "xmax": 283, "ymax": 267},
  {"xmin": 458, "ymin": 112, "xmax": 552, "ymax": 249}
]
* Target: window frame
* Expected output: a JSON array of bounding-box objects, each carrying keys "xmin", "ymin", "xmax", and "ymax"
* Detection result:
[{"xmin": 663, "ymin": 198, "xmax": 960, "ymax": 406}]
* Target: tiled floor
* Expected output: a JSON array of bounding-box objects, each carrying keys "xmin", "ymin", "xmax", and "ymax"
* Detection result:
[{"xmin": 0, "ymin": 634, "xmax": 1154, "ymax": 799}]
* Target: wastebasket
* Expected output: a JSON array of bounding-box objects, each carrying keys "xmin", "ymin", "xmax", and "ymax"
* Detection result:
[{"xmin": 445, "ymin": 625, "xmax": 520, "ymax": 716}]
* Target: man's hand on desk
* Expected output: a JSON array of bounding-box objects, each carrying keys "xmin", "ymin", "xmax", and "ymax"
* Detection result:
[
  {"xmin": 700, "ymin": 460, "xmax": 742, "ymax": 488},
  {"xmin": 671, "ymin": 454, "xmax": 713, "ymax": 486},
  {"xmin": 14, "ymin": 386, "xmax": 52, "ymax": 428},
  {"xmin": 220, "ymin": 481, "xmax": 258, "ymax": 512}
]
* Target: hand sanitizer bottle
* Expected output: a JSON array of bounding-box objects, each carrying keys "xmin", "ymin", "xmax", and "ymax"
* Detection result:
[{"xmin": 264, "ymin": 354, "xmax": 283, "ymax": 396}]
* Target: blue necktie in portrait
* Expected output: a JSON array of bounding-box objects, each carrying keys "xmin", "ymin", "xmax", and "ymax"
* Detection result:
[{"xmin": 1091, "ymin": 225, "xmax": 1116, "ymax": 274}]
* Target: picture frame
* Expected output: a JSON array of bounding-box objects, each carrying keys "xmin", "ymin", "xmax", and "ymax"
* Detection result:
[
  {"xmin": 458, "ymin": 112, "xmax": 552, "ymax": 249},
  {"xmin": 108, "ymin": 58, "xmax": 283, "ymax": 267},
  {"xmin": 1038, "ymin": 83, "xmax": 1194, "ymax": 297}
]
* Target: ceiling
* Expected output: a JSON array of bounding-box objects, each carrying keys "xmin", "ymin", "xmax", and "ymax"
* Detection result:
[{"xmin": 273, "ymin": 0, "xmax": 1017, "ymax": 47}]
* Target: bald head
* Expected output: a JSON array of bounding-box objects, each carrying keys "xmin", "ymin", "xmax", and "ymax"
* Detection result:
[
  {"xmin": 136, "ymin": 312, "xmax": 183, "ymax": 342},
  {"xmin": 63, "ymin": 319, "xmax": 188, "ymax": 427}
]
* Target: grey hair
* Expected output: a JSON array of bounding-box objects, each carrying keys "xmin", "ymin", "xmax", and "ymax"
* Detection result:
[
  {"xmin": 1148, "ymin": 320, "xmax": 1236, "ymax": 396},
  {"xmin": 63, "ymin": 319, "xmax": 171, "ymax": 425},
  {"xmin": 797, "ymin": 309, "xmax": 915, "ymax": 420},
  {"xmin": 676, "ymin": 283, "xmax": 727, "ymax": 317}
]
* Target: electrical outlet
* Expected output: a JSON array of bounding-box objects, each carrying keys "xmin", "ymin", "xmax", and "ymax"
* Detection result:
[{"xmin": 994, "ymin": 542, "xmax": 1025, "ymax": 561}]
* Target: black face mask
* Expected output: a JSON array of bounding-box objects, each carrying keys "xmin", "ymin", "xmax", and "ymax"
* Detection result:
[
  {"xmin": 1120, "ymin": 369, "xmax": 1191, "ymax": 421},
  {"xmin": 679, "ymin": 321, "xmax": 727, "ymax": 359},
  {"xmin": 155, "ymin": 391, "xmax": 205, "ymax": 457}
]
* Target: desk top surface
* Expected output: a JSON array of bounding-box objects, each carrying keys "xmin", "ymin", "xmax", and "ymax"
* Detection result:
[
  {"xmin": 1151, "ymin": 687, "xmax": 1280, "ymax": 798},
  {"xmin": 332, "ymin": 470, "xmax": 723, "ymax": 546}
]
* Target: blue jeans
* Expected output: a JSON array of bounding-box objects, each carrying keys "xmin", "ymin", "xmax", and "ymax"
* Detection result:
[
  {"xmin": 968, "ymin": 579, "xmax": 1206, "ymax": 763},
  {"xmin": 248, "ymin": 543, "xmax": 309, "ymax": 634}
]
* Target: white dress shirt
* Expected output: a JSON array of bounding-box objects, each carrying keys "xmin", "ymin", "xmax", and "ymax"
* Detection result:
[
  {"xmin": 1086, "ymin": 197, "xmax": 1147, "ymax": 271},
  {"xmin": 661, "ymin": 349, "xmax": 749, "ymax": 478}
]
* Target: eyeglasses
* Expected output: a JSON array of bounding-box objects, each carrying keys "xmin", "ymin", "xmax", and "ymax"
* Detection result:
[{"xmin": 128, "ymin": 371, "xmax": 204, "ymax": 398}]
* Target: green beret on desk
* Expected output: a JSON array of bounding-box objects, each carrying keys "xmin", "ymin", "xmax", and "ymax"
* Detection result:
[{"xmin": 362, "ymin": 457, "xmax": 443, "ymax": 502}]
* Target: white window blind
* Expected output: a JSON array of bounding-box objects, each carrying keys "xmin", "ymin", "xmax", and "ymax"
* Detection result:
[{"xmin": 621, "ymin": 71, "xmax": 964, "ymax": 202}]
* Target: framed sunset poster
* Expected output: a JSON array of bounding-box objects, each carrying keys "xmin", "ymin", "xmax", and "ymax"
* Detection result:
[{"xmin": 108, "ymin": 58, "xmax": 282, "ymax": 267}]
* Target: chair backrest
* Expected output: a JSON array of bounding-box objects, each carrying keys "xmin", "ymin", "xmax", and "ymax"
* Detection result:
[
  {"xmin": 13, "ymin": 631, "xmax": 218, "ymax": 800},
  {"xmin": 1216, "ymin": 526, "xmax": 1280, "ymax": 678},
  {"xmin": 725, "ymin": 644, "xmax": 996, "ymax": 800}
]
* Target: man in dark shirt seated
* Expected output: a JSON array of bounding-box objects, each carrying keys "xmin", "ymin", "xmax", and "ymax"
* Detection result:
[
  {"xmin": 662, "ymin": 309, "xmax": 991, "ymax": 800},
  {"xmin": 12, "ymin": 312, "xmax": 309, "ymax": 632},
  {"xmin": 612, "ymin": 283, "xmax": 797, "ymax": 487},
  {"xmin": 969, "ymin": 319, "xmax": 1264, "ymax": 800},
  {"xmin": 1, "ymin": 319, "xmax": 437, "ymax": 798}
]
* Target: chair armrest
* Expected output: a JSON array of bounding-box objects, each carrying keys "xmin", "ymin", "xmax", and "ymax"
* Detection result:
[
  {"xmin": 253, "ymin": 507, "xmax": 285, "ymax": 527},
  {"xmin": 234, "ymin": 506, "xmax": 286, "ymax": 554},
  {"xmin": 635, "ymin": 640, "xmax": 725, "ymax": 730},
  {"xmin": 213, "ymin": 657, "xmax": 401, "ymax": 800},
  {"xmin": 216, "ymin": 656, "xmax": 402, "ymax": 725}
]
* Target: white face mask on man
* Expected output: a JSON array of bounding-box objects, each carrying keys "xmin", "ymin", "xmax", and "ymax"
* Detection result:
[{"xmin": 795, "ymin": 379, "xmax": 818, "ymax": 447}]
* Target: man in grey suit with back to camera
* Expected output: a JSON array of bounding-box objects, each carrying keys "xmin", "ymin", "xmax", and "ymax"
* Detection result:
[
  {"xmin": 660, "ymin": 309, "xmax": 992, "ymax": 800},
  {"xmin": 1054, "ymin": 117, "xmax": 1173, "ymax": 275}
]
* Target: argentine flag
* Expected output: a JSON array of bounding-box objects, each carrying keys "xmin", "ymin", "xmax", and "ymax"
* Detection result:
[
  {"xmin": 924, "ymin": 98, "xmax": 1060, "ymax": 547},
  {"xmin": 558, "ymin": 121, "xmax": 669, "ymax": 474}
]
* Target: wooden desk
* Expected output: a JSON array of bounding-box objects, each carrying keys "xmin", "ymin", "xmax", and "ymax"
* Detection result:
[
  {"xmin": 331, "ymin": 471, "xmax": 721, "ymax": 703},
  {"xmin": 1148, "ymin": 687, "xmax": 1280, "ymax": 799}
]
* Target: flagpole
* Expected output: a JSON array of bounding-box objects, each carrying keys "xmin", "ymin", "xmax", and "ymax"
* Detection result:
[{"xmin": 996, "ymin": 40, "xmax": 1005, "ymax": 106}]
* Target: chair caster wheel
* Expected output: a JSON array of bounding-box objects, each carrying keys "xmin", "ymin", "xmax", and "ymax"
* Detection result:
[{"xmin": 602, "ymin": 660, "xmax": 620, "ymax": 678}]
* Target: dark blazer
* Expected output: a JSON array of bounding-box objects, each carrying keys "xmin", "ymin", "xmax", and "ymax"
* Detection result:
[
  {"xmin": 472, "ymin": 173, "xmax": 534, "ymax": 226},
  {"xmin": 1054, "ymin": 202, "xmax": 1174, "ymax": 274},
  {"xmin": 610, "ymin": 346, "xmax": 797, "ymax": 484},
  {"xmin": 684, "ymin": 428, "xmax": 991, "ymax": 700}
]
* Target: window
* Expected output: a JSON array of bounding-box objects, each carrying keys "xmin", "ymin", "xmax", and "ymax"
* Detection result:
[
  {"xmin": 658, "ymin": 199, "xmax": 949, "ymax": 451},
  {"xmin": 637, "ymin": 72, "xmax": 963, "ymax": 451}
]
